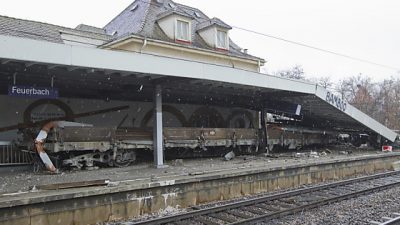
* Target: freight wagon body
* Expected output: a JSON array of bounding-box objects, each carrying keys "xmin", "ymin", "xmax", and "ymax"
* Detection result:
[{"xmin": 40, "ymin": 125, "xmax": 260, "ymax": 169}]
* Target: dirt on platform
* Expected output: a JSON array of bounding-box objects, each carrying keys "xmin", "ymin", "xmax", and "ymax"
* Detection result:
[{"xmin": 0, "ymin": 147, "xmax": 391, "ymax": 194}]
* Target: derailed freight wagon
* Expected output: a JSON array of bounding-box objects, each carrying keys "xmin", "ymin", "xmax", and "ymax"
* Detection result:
[
  {"xmin": 24, "ymin": 121, "xmax": 339, "ymax": 172},
  {"xmin": 33, "ymin": 124, "xmax": 260, "ymax": 170},
  {"xmin": 4, "ymin": 97, "xmax": 338, "ymax": 172}
]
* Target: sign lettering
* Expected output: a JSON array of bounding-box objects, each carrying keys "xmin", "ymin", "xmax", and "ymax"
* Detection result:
[
  {"xmin": 8, "ymin": 85, "xmax": 58, "ymax": 99},
  {"xmin": 326, "ymin": 91, "xmax": 347, "ymax": 112}
]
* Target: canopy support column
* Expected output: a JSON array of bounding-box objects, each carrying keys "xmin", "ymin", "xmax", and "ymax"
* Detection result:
[{"xmin": 153, "ymin": 84, "xmax": 166, "ymax": 168}]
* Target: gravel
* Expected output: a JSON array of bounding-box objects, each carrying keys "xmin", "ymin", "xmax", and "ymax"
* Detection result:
[
  {"xmin": 260, "ymin": 186, "xmax": 400, "ymax": 225},
  {"xmin": 110, "ymin": 166, "xmax": 397, "ymax": 225},
  {"xmin": 110, "ymin": 185, "xmax": 400, "ymax": 225}
]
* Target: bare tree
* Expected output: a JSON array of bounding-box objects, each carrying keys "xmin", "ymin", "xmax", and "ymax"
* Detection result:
[
  {"xmin": 336, "ymin": 75, "xmax": 400, "ymax": 130},
  {"xmin": 315, "ymin": 76, "xmax": 333, "ymax": 89},
  {"xmin": 275, "ymin": 65, "xmax": 305, "ymax": 80},
  {"xmin": 336, "ymin": 74, "xmax": 378, "ymax": 117},
  {"xmin": 376, "ymin": 77, "xmax": 400, "ymax": 129}
]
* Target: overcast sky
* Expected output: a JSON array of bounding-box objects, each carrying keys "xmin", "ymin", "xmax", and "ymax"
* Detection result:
[{"xmin": 0, "ymin": 0, "xmax": 399, "ymax": 82}]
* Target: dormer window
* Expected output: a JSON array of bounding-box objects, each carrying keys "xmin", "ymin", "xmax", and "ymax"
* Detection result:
[
  {"xmin": 156, "ymin": 8, "xmax": 194, "ymax": 44},
  {"xmin": 197, "ymin": 17, "xmax": 232, "ymax": 51},
  {"xmin": 176, "ymin": 19, "xmax": 190, "ymax": 42},
  {"xmin": 216, "ymin": 30, "xmax": 228, "ymax": 49}
]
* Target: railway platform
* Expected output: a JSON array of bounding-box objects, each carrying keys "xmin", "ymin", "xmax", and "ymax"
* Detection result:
[{"xmin": 1, "ymin": 149, "xmax": 400, "ymax": 225}]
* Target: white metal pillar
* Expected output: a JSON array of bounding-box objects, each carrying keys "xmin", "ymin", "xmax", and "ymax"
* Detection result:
[{"xmin": 153, "ymin": 85, "xmax": 166, "ymax": 168}]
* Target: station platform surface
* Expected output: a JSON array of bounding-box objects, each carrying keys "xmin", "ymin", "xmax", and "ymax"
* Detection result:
[{"xmin": 1, "ymin": 148, "xmax": 398, "ymax": 195}]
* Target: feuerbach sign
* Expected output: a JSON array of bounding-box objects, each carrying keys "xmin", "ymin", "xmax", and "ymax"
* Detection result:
[{"xmin": 8, "ymin": 85, "xmax": 58, "ymax": 99}]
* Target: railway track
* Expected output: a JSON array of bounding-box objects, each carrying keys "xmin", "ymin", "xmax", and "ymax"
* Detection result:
[
  {"xmin": 370, "ymin": 213, "xmax": 400, "ymax": 225},
  {"xmin": 131, "ymin": 171, "xmax": 400, "ymax": 225}
]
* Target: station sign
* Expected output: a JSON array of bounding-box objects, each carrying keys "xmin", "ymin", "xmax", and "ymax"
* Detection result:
[
  {"xmin": 8, "ymin": 85, "xmax": 58, "ymax": 99},
  {"xmin": 325, "ymin": 91, "xmax": 347, "ymax": 112}
]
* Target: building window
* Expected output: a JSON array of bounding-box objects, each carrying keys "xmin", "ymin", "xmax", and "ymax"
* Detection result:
[
  {"xmin": 216, "ymin": 30, "xmax": 228, "ymax": 49},
  {"xmin": 176, "ymin": 20, "xmax": 190, "ymax": 42}
]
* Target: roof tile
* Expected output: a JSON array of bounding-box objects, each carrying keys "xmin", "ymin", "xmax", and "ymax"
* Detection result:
[{"xmin": 0, "ymin": 15, "xmax": 111, "ymax": 44}]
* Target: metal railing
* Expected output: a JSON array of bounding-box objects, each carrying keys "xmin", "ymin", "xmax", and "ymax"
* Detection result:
[{"xmin": 0, "ymin": 145, "xmax": 32, "ymax": 165}]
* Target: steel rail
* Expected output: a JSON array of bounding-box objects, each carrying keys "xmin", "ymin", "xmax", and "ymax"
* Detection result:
[
  {"xmin": 132, "ymin": 171, "xmax": 400, "ymax": 225},
  {"xmin": 380, "ymin": 216, "xmax": 400, "ymax": 225},
  {"xmin": 231, "ymin": 175, "xmax": 400, "ymax": 224},
  {"xmin": 370, "ymin": 213, "xmax": 400, "ymax": 225}
]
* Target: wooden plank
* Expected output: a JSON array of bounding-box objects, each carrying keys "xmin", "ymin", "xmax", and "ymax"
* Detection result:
[{"xmin": 32, "ymin": 179, "xmax": 110, "ymax": 190}]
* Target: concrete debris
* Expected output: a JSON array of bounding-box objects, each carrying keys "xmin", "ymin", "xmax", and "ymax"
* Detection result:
[
  {"xmin": 309, "ymin": 151, "xmax": 319, "ymax": 158},
  {"xmin": 237, "ymin": 155, "xmax": 256, "ymax": 161},
  {"xmin": 188, "ymin": 171, "xmax": 205, "ymax": 176},
  {"xmin": 294, "ymin": 153, "xmax": 307, "ymax": 158},
  {"xmin": 224, "ymin": 151, "xmax": 235, "ymax": 161},
  {"xmin": 359, "ymin": 143, "xmax": 369, "ymax": 149},
  {"xmin": 294, "ymin": 151, "xmax": 326, "ymax": 158},
  {"xmin": 319, "ymin": 151, "xmax": 328, "ymax": 156},
  {"xmin": 262, "ymin": 153, "xmax": 278, "ymax": 158},
  {"xmin": 29, "ymin": 185, "xmax": 38, "ymax": 192},
  {"xmin": 325, "ymin": 149, "xmax": 332, "ymax": 154},
  {"xmin": 150, "ymin": 174, "xmax": 158, "ymax": 181},
  {"xmin": 172, "ymin": 159, "xmax": 184, "ymax": 166},
  {"xmin": 107, "ymin": 181, "xmax": 120, "ymax": 187},
  {"xmin": 339, "ymin": 150, "xmax": 353, "ymax": 155},
  {"xmin": 157, "ymin": 205, "xmax": 182, "ymax": 216},
  {"xmin": 85, "ymin": 166, "xmax": 99, "ymax": 171},
  {"xmin": 0, "ymin": 149, "xmax": 386, "ymax": 194}
]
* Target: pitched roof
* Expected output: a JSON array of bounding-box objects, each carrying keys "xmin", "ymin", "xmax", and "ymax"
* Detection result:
[
  {"xmin": 0, "ymin": 1, "xmax": 263, "ymax": 62},
  {"xmin": 0, "ymin": 15, "xmax": 64, "ymax": 43},
  {"xmin": 75, "ymin": 24, "xmax": 107, "ymax": 34},
  {"xmin": 156, "ymin": 7, "xmax": 194, "ymax": 20},
  {"xmin": 197, "ymin": 17, "xmax": 232, "ymax": 31},
  {"xmin": 104, "ymin": 0, "xmax": 263, "ymax": 61},
  {"xmin": 0, "ymin": 15, "xmax": 111, "ymax": 44}
]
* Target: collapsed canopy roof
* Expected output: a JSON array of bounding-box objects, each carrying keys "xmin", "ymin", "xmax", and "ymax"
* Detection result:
[{"xmin": 0, "ymin": 35, "xmax": 396, "ymax": 142}]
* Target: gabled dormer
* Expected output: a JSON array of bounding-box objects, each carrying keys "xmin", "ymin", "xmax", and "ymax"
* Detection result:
[
  {"xmin": 197, "ymin": 18, "xmax": 232, "ymax": 51},
  {"xmin": 156, "ymin": 7, "xmax": 194, "ymax": 44}
]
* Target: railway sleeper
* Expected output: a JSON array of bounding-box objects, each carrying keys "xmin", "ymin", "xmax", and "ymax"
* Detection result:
[
  {"xmin": 244, "ymin": 206, "xmax": 265, "ymax": 215},
  {"xmin": 210, "ymin": 212, "xmax": 238, "ymax": 223},
  {"xmin": 271, "ymin": 200, "xmax": 297, "ymax": 209},
  {"xmin": 319, "ymin": 190, "xmax": 341, "ymax": 197},
  {"xmin": 194, "ymin": 215, "xmax": 221, "ymax": 225},
  {"xmin": 228, "ymin": 209, "xmax": 254, "ymax": 219},
  {"xmin": 256, "ymin": 203, "xmax": 281, "ymax": 212}
]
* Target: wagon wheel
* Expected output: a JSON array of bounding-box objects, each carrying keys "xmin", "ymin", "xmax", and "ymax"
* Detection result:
[{"xmin": 113, "ymin": 150, "xmax": 136, "ymax": 167}]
